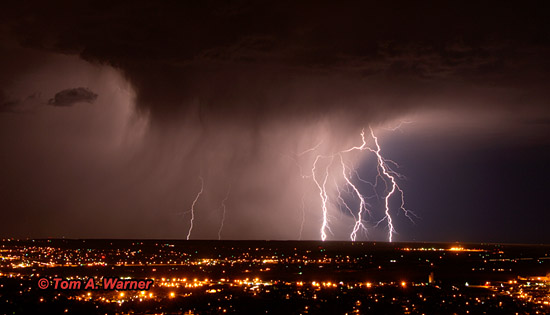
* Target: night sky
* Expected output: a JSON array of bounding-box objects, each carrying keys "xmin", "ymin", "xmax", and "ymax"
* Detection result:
[{"xmin": 1, "ymin": 1, "xmax": 549, "ymax": 242}]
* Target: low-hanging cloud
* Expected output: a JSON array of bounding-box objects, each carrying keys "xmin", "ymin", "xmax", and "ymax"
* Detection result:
[{"xmin": 48, "ymin": 87, "xmax": 98, "ymax": 107}]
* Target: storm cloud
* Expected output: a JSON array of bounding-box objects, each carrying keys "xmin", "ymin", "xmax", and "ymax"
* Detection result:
[
  {"xmin": 48, "ymin": 87, "xmax": 98, "ymax": 107},
  {"xmin": 2, "ymin": 0, "xmax": 550, "ymax": 123}
]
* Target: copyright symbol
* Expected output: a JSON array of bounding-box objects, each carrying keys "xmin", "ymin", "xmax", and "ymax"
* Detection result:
[{"xmin": 38, "ymin": 278, "xmax": 49, "ymax": 289}]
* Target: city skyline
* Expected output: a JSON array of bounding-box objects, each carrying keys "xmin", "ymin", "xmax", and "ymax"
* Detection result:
[{"xmin": 1, "ymin": 1, "xmax": 549, "ymax": 243}]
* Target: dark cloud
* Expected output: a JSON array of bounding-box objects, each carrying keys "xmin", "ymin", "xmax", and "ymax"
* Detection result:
[
  {"xmin": 1, "ymin": 0, "xmax": 549, "ymax": 123},
  {"xmin": 48, "ymin": 87, "xmax": 98, "ymax": 107}
]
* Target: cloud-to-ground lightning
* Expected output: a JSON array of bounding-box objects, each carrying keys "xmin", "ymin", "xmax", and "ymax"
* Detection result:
[
  {"xmin": 186, "ymin": 176, "xmax": 204, "ymax": 240},
  {"xmin": 368, "ymin": 127, "xmax": 415, "ymax": 242},
  {"xmin": 302, "ymin": 126, "xmax": 413, "ymax": 242},
  {"xmin": 311, "ymin": 154, "xmax": 334, "ymax": 241},
  {"xmin": 340, "ymin": 154, "xmax": 369, "ymax": 241},
  {"xmin": 178, "ymin": 127, "xmax": 409, "ymax": 242},
  {"xmin": 337, "ymin": 130, "xmax": 372, "ymax": 241},
  {"xmin": 217, "ymin": 187, "xmax": 231, "ymax": 240}
]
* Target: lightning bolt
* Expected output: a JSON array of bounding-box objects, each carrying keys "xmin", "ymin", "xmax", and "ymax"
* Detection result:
[
  {"xmin": 217, "ymin": 187, "xmax": 231, "ymax": 240},
  {"xmin": 336, "ymin": 130, "xmax": 372, "ymax": 241},
  {"xmin": 311, "ymin": 154, "xmax": 334, "ymax": 241},
  {"xmin": 301, "ymin": 126, "xmax": 413, "ymax": 242},
  {"xmin": 368, "ymin": 127, "xmax": 415, "ymax": 242},
  {"xmin": 298, "ymin": 140, "xmax": 324, "ymax": 157},
  {"xmin": 383, "ymin": 120, "xmax": 413, "ymax": 131},
  {"xmin": 186, "ymin": 176, "xmax": 204, "ymax": 240},
  {"xmin": 340, "ymin": 154, "xmax": 369, "ymax": 241},
  {"xmin": 311, "ymin": 132, "xmax": 372, "ymax": 242}
]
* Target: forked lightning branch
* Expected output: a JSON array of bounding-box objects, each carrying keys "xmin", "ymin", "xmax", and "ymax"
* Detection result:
[
  {"xmin": 308, "ymin": 127, "xmax": 414, "ymax": 242},
  {"xmin": 183, "ymin": 126, "xmax": 414, "ymax": 242}
]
